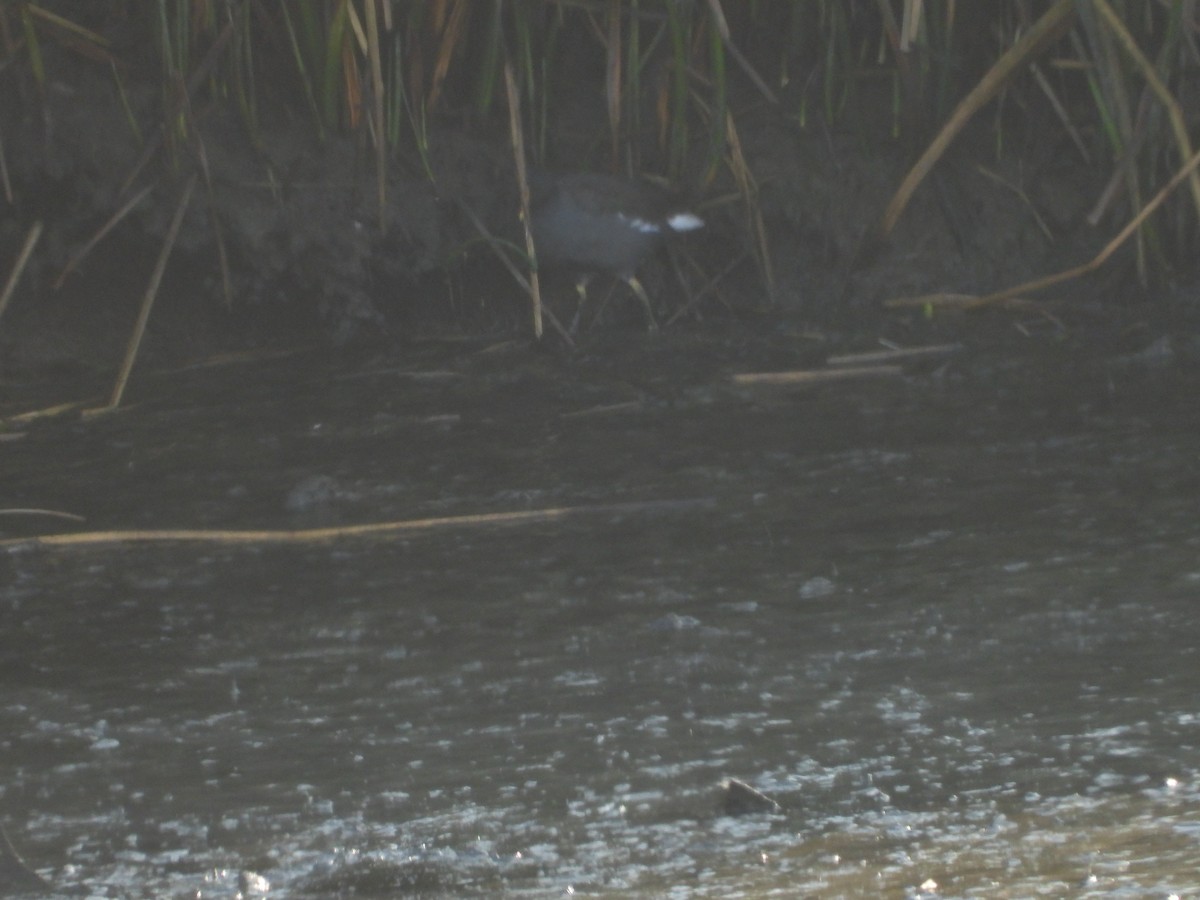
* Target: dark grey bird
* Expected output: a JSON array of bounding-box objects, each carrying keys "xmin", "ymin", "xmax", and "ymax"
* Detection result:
[{"xmin": 528, "ymin": 171, "xmax": 704, "ymax": 330}]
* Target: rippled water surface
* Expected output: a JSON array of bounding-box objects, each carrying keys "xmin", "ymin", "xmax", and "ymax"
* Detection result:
[{"xmin": 3, "ymin": 337, "xmax": 1199, "ymax": 897}]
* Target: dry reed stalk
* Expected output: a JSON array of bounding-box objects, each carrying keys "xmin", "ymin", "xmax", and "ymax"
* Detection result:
[
  {"xmin": 0, "ymin": 128, "xmax": 11, "ymax": 202},
  {"xmin": 962, "ymin": 143, "xmax": 1200, "ymax": 308},
  {"xmin": 1091, "ymin": 0, "xmax": 1200, "ymax": 217},
  {"xmin": 51, "ymin": 15, "xmax": 234, "ymax": 302},
  {"xmin": 724, "ymin": 110, "xmax": 775, "ymax": 304},
  {"xmin": 0, "ymin": 400, "xmax": 88, "ymax": 427},
  {"xmin": 96, "ymin": 173, "xmax": 198, "ymax": 413},
  {"xmin": 456, "ymin": 200, "xmax": 573, "ymax": 347},
  {"xmin": 704, "ymin": 0, "xmax": 777, "ymax": 105},
  {"xmin": 0, "ymin": 508, "xmax": 86, "ymax": 523},
  {"xmin": 428, "ymin": 0, "xmax": 469, "ymax": 110},
  {"xmin": 0, "ymin": 220, "xmax": 43, "ymax": 324},
  {"xmin": 0, "ymin": 825, "xmax": 51, "ymax": 895},
  {"xmin": 54, "ymin": 186, "xmax": 154, "ymax": 289},
  {"xmin": 1, "ymin": 497, "xmax": 717, "ymax": 550},
  {"xmin": 561, "ymin": 401, "xmax": 645, "ymax": 419},
  {"xmin": 363, "ymin": 0, "xmax": 387, "ymax": 230},
  {"xmin": 872, "ymin": 0, "xmax": 1075, "ymax": 245},
  {"xmin": 826, "ymin": 344, "xmax": 963, "ymax": 366},
  {"xmin": 117, "ymin": 17, "xmax": 235, "ymax": 199},
  {"xmin": 505, "ymin": 58, "xmax": 544, "ymax": 340},
  {"xmin": 605, "ymin": 0, "xmax": 622, "ymax": 166},
  {"xmin": 665, "ymin": 250, "xmax": 742, "ymax": 326},
  {"xmin": 732, "ymin": 366, "xmax": 903, "ymax": 386}
]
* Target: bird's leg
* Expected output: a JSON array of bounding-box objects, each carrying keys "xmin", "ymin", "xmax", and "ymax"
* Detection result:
[
  {"xmin": 569, "ymin": 274, "xmax": 592, "ymax": 335},
  {"xmin": 624, "ymin": 275, "xmax": 659, "ymax": 332}
]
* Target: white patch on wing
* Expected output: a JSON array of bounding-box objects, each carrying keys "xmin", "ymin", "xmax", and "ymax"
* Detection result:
[{"xmin": 617, "ymin": 213, "xmax": 662, "ymax": 234}]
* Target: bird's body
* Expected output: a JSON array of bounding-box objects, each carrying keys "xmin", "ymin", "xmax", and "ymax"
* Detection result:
[{"xmin": 528, "ymin": 171, "xmax": 703, "ymax": 330}]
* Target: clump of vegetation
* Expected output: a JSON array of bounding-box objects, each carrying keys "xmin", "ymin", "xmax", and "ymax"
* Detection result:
[{"xmin": 2, "ymin": 1, "xmax": 1198, "ymax": 337}]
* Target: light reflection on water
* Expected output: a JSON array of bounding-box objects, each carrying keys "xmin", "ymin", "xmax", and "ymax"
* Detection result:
[{"xmin": 3, "ymin": 351, "xmax": 1199, "ymax": 897}]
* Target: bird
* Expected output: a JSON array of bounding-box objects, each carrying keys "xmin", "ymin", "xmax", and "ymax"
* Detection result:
[{"xmin": 527, "ymin": 171, "xmax": 704, "ymax": 331}]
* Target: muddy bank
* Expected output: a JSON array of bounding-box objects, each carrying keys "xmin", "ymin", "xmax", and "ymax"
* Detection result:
[{"xmin": 0, "ymin": 22, "xmax": 1155, "ymax": 374}]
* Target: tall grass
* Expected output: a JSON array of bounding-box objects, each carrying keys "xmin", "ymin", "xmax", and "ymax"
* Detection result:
[{"xmin": 2, "ymin": 1, "xmax": 1198, "ymax": 301}]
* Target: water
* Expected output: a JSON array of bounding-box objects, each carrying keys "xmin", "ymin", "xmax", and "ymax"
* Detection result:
[{"xmin": 3, "ymin": 337, "xmax": 1199, "ymax": 897}]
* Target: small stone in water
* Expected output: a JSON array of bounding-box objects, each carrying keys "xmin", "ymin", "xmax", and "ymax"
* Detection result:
[
  {"xmin": 719, "ymin": 778, "xmax": 781, "ymax": 816},
  {"xmin": 285, "ymin": 474, "xmax": 340, "ymax": 512},
  {"xmin": 238, "ymin": 869, "xmax": 270, "ymax": 896}
]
